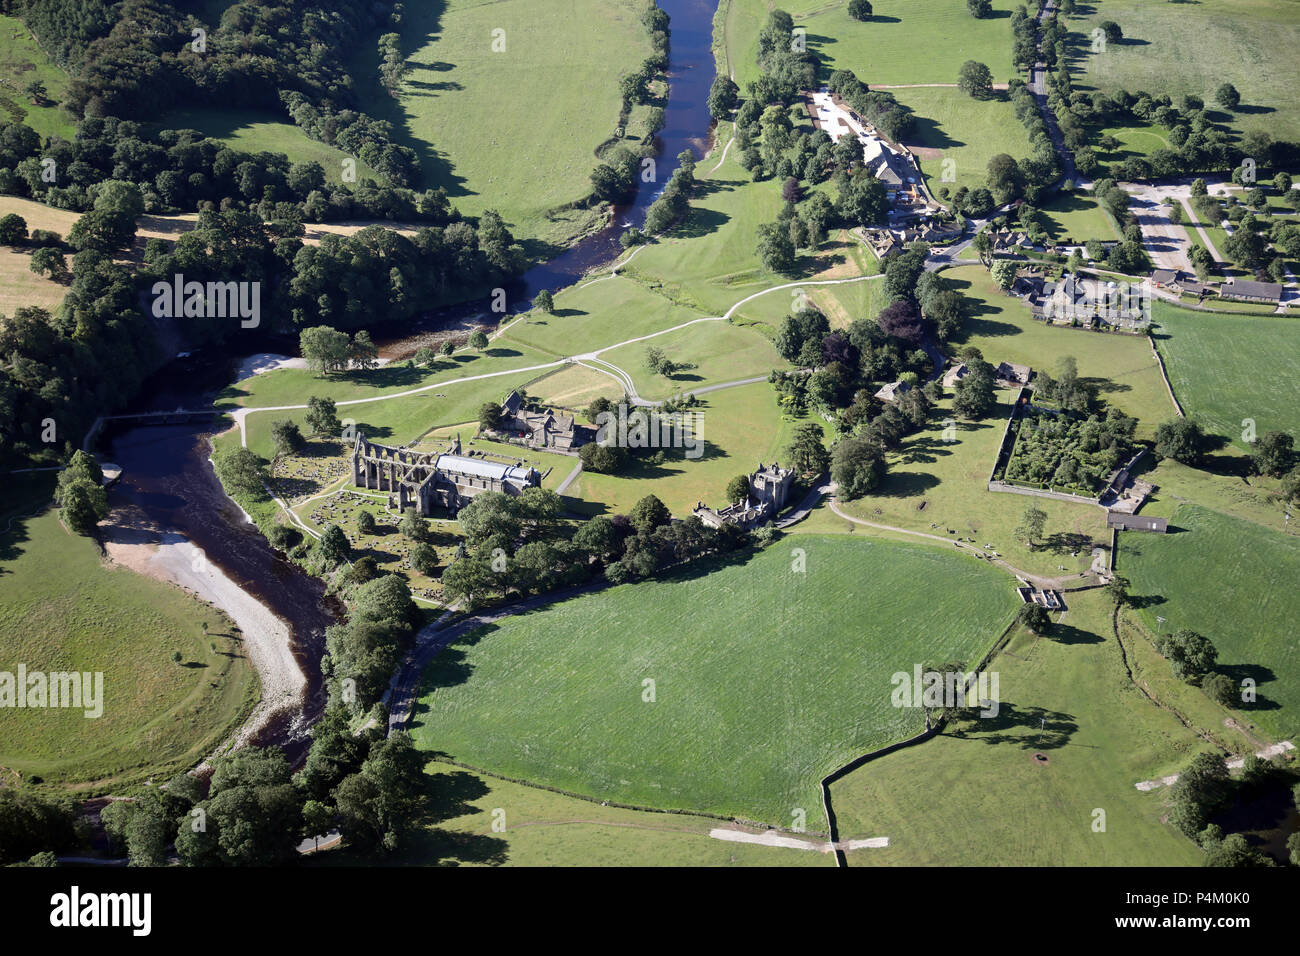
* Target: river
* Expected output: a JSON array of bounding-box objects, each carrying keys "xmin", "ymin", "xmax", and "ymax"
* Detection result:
[{"xmin": 97, "ymin": 0, "xmax": 721, "ymax": 764}]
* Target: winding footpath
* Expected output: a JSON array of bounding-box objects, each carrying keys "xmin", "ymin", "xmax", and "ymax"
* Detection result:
[{"xmin": 232, "ymin": 271, "xmax": 891, "ymax": 448}]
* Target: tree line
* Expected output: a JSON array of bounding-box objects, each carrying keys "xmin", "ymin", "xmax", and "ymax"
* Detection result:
[{"xmin": 14, "ymin": 0, "xmax": 422, "ymax": 186}]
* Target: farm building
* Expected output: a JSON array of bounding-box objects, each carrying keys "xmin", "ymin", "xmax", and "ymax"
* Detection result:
[
  {"xmin": 1221, "ymin": 279, "xmax": 1282, "ymax": 304},
  {"xmin": 1106, "ymin": 513, "xmax": 1168, "ymax": 533},
  {"xmin": 994, "ymin": 361, "xmax": 1032, "ymax": 386},
  {"xmin": 942, "ymin": 363, "xmax": 969, "ymax": 389}
]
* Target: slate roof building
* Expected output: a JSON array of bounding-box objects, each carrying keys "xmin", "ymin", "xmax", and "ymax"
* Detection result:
[
  {"xmin": 874, "ymin": 380, "xmax": 912, "ymax": 402},
  {"xmin": 1221, "ymin": 279, "xmax": 1283, "ymax": 303},
  {"xmin": 995, "ymin": 361, "xmax": 1032, "ymax": 386},
  {"xmin": 499, "ymin": 390, "xmax": 593, "ymax": 451},
  {"xmin": 1106, "ymin": 513, "xmax": 1168, "ymax": 533},
  {"xmin": 942, "ymin": 363, "xmax": 969, "ymax": 389}
]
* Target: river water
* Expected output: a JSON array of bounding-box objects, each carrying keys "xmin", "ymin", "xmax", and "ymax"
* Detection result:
[{"xmin": 98, "ymin": 0, "xmax": 721, "ymax": 762}]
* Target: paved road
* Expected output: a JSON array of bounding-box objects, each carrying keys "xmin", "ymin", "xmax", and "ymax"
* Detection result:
[
  {"xmin": 774, "ymin": 476, "xmax": 832, "ymax": 529},
  {"xmin": 1030, "ymin": 0, "xmax": 1077, "ymax": 189}
]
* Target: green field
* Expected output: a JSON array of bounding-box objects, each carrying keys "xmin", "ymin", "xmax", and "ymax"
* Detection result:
[
  {"xmin": 527, "ymin": 362, "xmax": 625, "ymax": 409},
  {"xmin": 411, "ymin": 533, "xmax": 1019, "ymax": 823},
  {"xmin": 726, "ymin": 0, "xmax": 1017, "ymax": 88},
  {"xmin": 1121, "ymin": 504, "xmax": 1300, "ymax": 742},
  {"xmin": 1095, "ymin": 122, "xmax": 1170, "ymax": 164},
  {"xmin": 620, "ymin": 149, "xmax": 791, "ymax": 315},
  {"xmin": 892, "ymin": 88, "xmax": 1034, "ymax": 198},
  {"xmin": 219, "ymin": 344, "xmax": 557, "ymax": 410},
  {"xmin": 1068, "ymin": 0, "xmax": 1300, "ymax": 143},
  {"xmin": 1038, "ymin": 191, "xmax": 1121, "ymax": 245},
  {"xmin": 0, "ymin": 14, "xmax": 75, "ymax": 141},
  {"xmin": 160, "ymin": 108, "xmax": 380, "ymax": 185},
  {"xmin": 564, "ymin": 382, "xmax": 810, "ymax": 517},
  {"xmin": 827, "ymin": 589, "xmax": 1207, "ymax": 865},
  {"xmin": 594, "ymin": 318, "xmax": 785, "ymax": 402},
  {"xmin": 323, "ymin": 759, "xmax": 833, "ymax": 866},
  {"xmin": 350, "ymin": 0, "xmax": 652, "ymax": 247},
  {"xmin": 235, "ymin": 368, "xmax": 536, "ymax": 462},
  {"xmin": 1152, "ymin": 300, "xmax": 1300, "ymax": 447},
  {"xmin": 500, "ymin": 274, "xmax": 710, "ymax": 357},
  {"xmin": 0, "ymin": 498, "xmax": 258, "ymax": 791}
]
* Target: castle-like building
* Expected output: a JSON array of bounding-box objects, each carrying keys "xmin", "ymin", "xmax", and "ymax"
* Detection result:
[
  {"xmin": 692, "ymin": 461, "xmax": 795, "ymax": 531},
  {"xmin": 352, "ymin": 434, "xmax": 539, "ymax": 516}
]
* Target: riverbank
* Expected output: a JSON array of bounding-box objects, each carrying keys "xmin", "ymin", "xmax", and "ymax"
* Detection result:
[{"xmin": 103, "ymin": 525, "xmax": 306, "ymax": 767}]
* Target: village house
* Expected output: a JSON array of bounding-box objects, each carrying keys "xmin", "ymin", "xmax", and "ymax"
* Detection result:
[
  {"xmin": 1148, "ymin": 269, "xmax": 1217, "ymax": 300},
  {"xmin": 352, "ymin": 434, "xmax": 540, "ymax": 516},
  {"xmin": 497, "ymin": 390, "xmax": 594, "ymax": 451},
  {"xmin": 692, "ymin": 462, "xmax": 795, "ymax": 531},
  {"xmin": 941, "ymin": 363, "xmax": 969, "ymax": 389},
  {"xmin": 994, "ymin": 361, "xmax": 1032, "ymax": 387},
  {"xmin": 988, "ymin": 227, "xmax": 1032, "ymax": 255},
  {"xmin": 874, "ymin": 380, "xmax": 912, "ymax": 402},
  {"xmin": 1149, "ymin": 268, "xmax": 1180, "ymax": 289}
]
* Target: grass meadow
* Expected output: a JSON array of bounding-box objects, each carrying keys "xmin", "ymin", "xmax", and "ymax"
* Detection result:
[
  {"xmin": 159, "ymin": 108, "xmax": 380, "ymax": 184},
  {"xmin": 946, "ymin": 265, "xmax": 1174, "ymax": 430},
  {"xmin": 835, "ymin": 391, "xmax": 1109, "ymax": 578},
  {"xmin": 323, "ymin": 759, "xmax": 833, "ymax": 866},
  {"xmin": 0, "ymin": 196, "xmax": 77, "ymax": 316},
  {"xmin": 1152, "ymin": 300, "xmax": 1300, "ymax": 448},
  {"xmin": 563, "ymin": 382, "xmax": 812, "ymax": 517},
  {"xmin": 827, "ymin": 589, "xmax": 1207, "ymax": 865},
  {"xmin": 1067, "ymin": 0, "xmax": 1300, "ymax": 143},
  {"xmin": 1120, "ymin": 504, "xmax": 1300, "ymax": 742},
  {"xmin": 726, "ymin": 0, "xmax": 1018, "ymax": 89},
  {"xmin": 0, "ymin": 495, "xmax": 258, "ymax": 791},
  {"xmin": 0, "ymin": 14, "xmax": 75, "ymax": 141},
  {"xmin": 348, "ymin": 0, "xmax": 652, "ymax": 247},
  {"xmin": 892, "ymin": 87, "xmax": 1033, "ymax": 198},
  {"xmin": 411, "ymin": 533, "xmax": 1019, "ymax": 823}
]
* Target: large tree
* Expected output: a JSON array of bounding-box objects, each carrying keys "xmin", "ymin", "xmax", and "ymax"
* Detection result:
[
  {"xmin": 1155, "ymin": 629, "xmax": 1218, "ymax": 682},
  {"xmin": 305, "ymin": 396, "xmax": 341, "ymax": 438},
  {"xmin": 1251, "ymin": 431, "xmax": 1294, "ymax": 478},
  {"xmin": 952, "ymin": 360, "xmax": 996, "ymax": 419},
  {"xmin": 876, "ymin": 300, "xmax": 926, "ymax": 344},
  {"xmin": 756, "ymin": 221, "xmax": 796, "ymax": 273},
  {"xmin": 55, "ymin": 450, "xmax": 108, "ymax": 536},
  {"xmin": 1214, "ymin": 82, "xmax": 1240, "ymax": 110},
  {"xmin": 707, "ymin": 75, "xmax": 739, "ymax": 119},
  {"xmin": 990, "ymin": 258, "xmax": 1018, "ymax": 292},
  {"xmin": 957, "ymin": 61, "xmax": 993, "ymax": 99},
  {"xmin": 1154, "ymin": 417, "xmax": 1208, "ymax": 465},
  {"xmin": 831, "ymin": 436, "xmax": 887, "ymax": 498},
  {"xmin": 300, "ymin": 326, "xmax": 352, "ymax": 376},
  {"xmin": 1015, "ymin": 505, "xmax": 1048, "ymax": 549},
  {"xmin": 786, "ymin": 422, "xmax": 830, "ymax": 476},
  {"xmin": 629, "ymin": 494, "xmax": 671, "ymax": 536}
]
